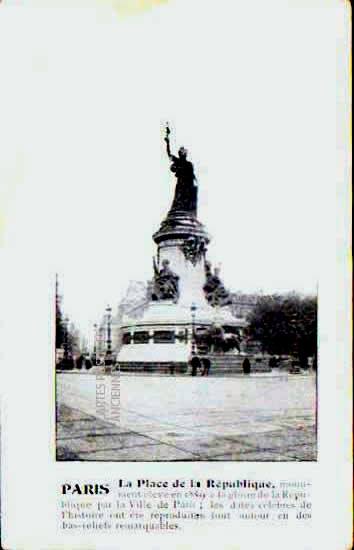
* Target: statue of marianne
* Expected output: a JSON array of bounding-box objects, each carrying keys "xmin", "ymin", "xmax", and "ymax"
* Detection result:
[{"xmin": 164, "ymin": 123, "xmax": 198, "ymax": 216}]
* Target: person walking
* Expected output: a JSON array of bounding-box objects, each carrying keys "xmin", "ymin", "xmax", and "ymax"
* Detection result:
[
  {"xmin": 190, "ymin": 355, "xmax": 200, "ymax": 376},
  {"xmin": 242, "ymin": 357, "xmax": 251, "ymax": 374},
  {"xmin": 201, "ymin": 357, "xmax": 211, "ymax": 376}
]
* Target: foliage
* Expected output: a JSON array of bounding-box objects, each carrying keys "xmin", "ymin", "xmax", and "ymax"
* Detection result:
[
  {"xmin": 56, "ymin": 276, "xmax": 81, "ymax": 366},
  {"xmin": 67, "ymin": 323, "xmax": 80, "ymax": 356},
  {"xmin": 247, "ymin": 292, "xmax": 317, "ymax": 363},
  {"xmin": 55, "ymin": 278, "xmax": 64, "ymax": 349}
]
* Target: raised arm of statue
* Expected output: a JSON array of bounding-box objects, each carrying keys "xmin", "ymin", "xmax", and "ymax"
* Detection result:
[{"xmin": 164, "ymin": 123, "xmax": 173, "ymax": 159}]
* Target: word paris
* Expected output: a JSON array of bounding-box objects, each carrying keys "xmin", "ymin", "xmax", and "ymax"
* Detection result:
[{"xmin": 62, "ymin": 479, "xmax": 276, "ymax": 495}]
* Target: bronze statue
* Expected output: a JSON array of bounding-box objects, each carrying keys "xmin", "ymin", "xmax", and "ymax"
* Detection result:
[
  {"xmin": 165, "ymin": 123, "xmax": 198, "ymax": 216},
  {"xmin": 203, "ymin": 261, "xmax": 232, "ymax": 307},
  {"xmin": 151, "ymin": 258, "xmax": 179, "ymax": 302}
]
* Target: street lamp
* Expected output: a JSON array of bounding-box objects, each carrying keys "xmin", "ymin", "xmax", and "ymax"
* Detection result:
[
  {"xmin": 105, "ymin": 305, "xmax": 112, "ymax": 367},
  {"xmin": 190, "ymin": 303, "xmax": 197, "ymax": 356},
  {"xmin": 93, "ymin": 323, "xmax": 97, "ymax": 366}
]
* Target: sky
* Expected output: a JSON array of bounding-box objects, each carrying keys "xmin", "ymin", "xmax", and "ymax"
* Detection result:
[{"xmin": 0, "ymin": 0, "xmax": 343, "ymax": 337}]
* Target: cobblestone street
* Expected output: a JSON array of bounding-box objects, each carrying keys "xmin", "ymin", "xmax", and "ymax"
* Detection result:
[{"xmin": 56, "ymin": 372, "xmax": 316, "ymax": 461}]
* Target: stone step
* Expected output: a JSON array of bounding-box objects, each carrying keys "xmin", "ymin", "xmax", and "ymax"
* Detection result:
[
  {"xmin": 117, "ymin": 356, "xmax": 271, "ymax": 375},
  {"xmin": 117, "ymin": 362, "xmax": 188, "ymax": 375},
  {"xmin": 206, "ymin": 355, "xmax": 271, "ymax": 372}
]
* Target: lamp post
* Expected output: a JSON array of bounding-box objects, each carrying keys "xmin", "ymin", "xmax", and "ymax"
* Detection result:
[
  {"xmin": 190, "ymin": 303, "xmax": 197, "ymax": 356},
  {"xmin": 93, "ymin": 323, "xmax": 97, "ymax": 366},
  {"xmin": 105, "ymin": 305, "xmax": 112, "ymax": 368}
]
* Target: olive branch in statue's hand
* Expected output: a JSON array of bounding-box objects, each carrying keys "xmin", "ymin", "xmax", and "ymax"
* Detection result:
[
  {"xmin": 164, "ymin": 123, "xmax": 173, "ymax": 158},
  {"xmin": 165, "ymin": 123, "xmax": 171, "ymax": 144}
]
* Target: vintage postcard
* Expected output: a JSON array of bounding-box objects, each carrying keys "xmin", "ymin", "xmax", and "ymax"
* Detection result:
[{"xmin": 0, "ymin": 0, "xmax": 351, "ymax": 549}]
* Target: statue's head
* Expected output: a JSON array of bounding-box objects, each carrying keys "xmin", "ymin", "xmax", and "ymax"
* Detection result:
[
  {"xmin": 162, "ymin": 259, "xmax": 170, "ymax": 267},
  {"xmin": 178, "ymin": 147, "xmax": 188, "ymax": 158}
]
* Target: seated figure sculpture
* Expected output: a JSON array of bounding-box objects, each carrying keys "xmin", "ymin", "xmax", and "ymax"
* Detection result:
[
  {"xmin": 151, "ymin": 258, "xmax": 179, "ymax": 303},
  {"xmin": 203, "ymin": 261, "xmax": 232, "ymax": 307}
]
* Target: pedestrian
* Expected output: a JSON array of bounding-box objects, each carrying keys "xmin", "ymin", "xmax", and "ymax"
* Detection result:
[
  {"xmin": 190, "ymin": 355, "xmax": 200, "ymax": 376},
  {"xmin": 169, "ymin": 365, "xmax": 175, "ymax": 375},
  {"xmin": 201, "ymin": 357, "xmax": 211, "ymax": 376},
  {"xmin": 313, "ymin": 355, "xmax": 317, "ymax": 371},
  {"xmin": 85, "ymin": 356, "xmax": 92, "ymax": 370},
  {"xmin": 242, "ymin": 357, "xmax": 251, "ymax": 374}
]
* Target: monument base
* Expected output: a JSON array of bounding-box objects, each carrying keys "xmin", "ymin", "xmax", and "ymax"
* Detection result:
[{"xmin": 117, "ymin": 300, "xmax": 246, "ymax": 368}]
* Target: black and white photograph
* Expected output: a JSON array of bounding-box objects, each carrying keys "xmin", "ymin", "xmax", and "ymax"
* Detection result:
[{"xmin": 55, "ymin": 117, "xmax": 318, "ymax": 462}]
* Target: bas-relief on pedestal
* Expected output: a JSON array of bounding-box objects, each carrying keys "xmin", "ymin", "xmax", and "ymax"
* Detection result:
[{"xmin": 117, "ymin": 125, "xmax": 245, "ymax": 365}]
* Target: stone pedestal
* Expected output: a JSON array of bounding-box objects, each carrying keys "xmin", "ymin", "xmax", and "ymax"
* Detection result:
[{"xmin": 117, "ymin": 209, "xmax": 246, "ymax": 368}]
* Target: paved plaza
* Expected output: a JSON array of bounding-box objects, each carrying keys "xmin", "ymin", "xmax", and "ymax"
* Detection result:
[{"xmin": 56, "ymin": 372, "xmax": 316, "ymax": 461}]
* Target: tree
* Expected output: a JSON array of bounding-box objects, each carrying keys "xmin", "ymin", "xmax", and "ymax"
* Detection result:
[
  {"xmin": 247, "ymin": 292, "xmax": 317, "ymax": 366},
  {"xmin": 67, "ymin": 322, "xmax": 81, "ymax": 357},
  {"xmin": 55, "ymin": 274, "xmax": 64, "ymax": 349}
]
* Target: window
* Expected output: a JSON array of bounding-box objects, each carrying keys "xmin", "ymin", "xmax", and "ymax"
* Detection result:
[
  {"xmin": 133, "ymin": 331, "xmax": 150, "ymax": 344},
  {"xmin": 122, "ymin": 333, "xmax": 132, "ymax": 345},
  {"xmin": 153, "ymin": 330, "xmax": 175, "ymax": 344}
]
